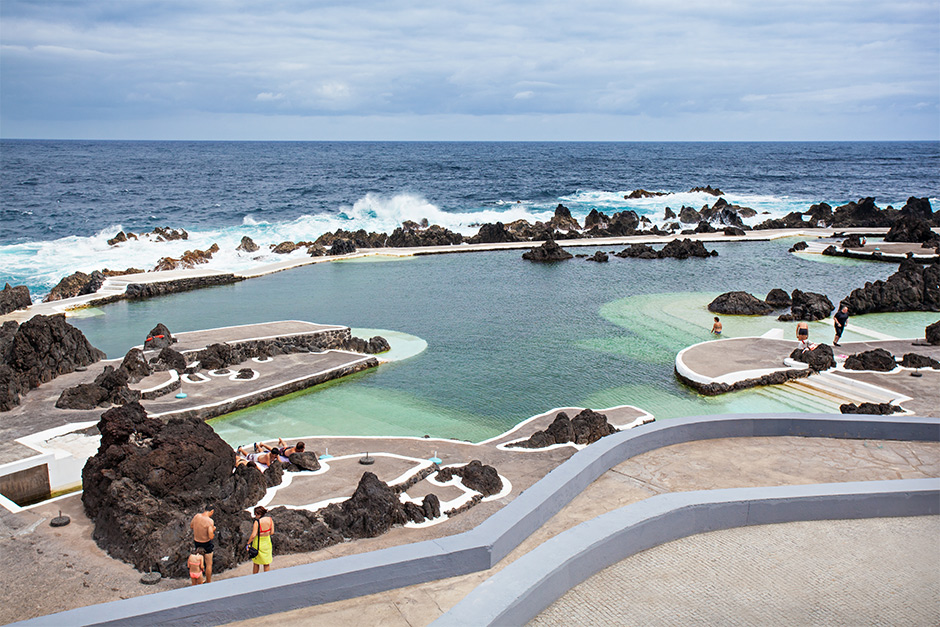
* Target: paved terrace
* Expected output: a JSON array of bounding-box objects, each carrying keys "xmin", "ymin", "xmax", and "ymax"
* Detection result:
[
  {"xmin": 6, "ymin": 414, "xmax": 937, "ymax": 626},
  {"xmin": 677, "ymin": 336, "xmax": 940, "ymax": 417}
]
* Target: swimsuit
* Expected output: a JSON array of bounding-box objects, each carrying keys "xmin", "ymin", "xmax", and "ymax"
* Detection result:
[
  {"xmin": 252, "ymin": 520, "xmax": 274, "ymax": 566},
  {"xmin": 797, "ymin": 328, "xmax": 808, "ymax": 339},
  {"xmin": 194, "ymin": 539, "xmax": 214, "ymax": 554}
]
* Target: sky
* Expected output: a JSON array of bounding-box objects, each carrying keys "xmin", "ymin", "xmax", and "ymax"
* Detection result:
[{"xmin": 1, "ymin": 0, "xmax": 938, "ymax": 141}]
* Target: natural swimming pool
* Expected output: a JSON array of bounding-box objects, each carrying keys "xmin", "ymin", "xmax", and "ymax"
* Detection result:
[{"xmin": 69, "ymin": 240, "xmax": 937, "ymax": 445}]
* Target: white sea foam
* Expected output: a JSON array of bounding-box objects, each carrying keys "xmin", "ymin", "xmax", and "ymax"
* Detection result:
[{"xmin": 0, "ymin": 190, "xmax": 818, "ymax": 297}]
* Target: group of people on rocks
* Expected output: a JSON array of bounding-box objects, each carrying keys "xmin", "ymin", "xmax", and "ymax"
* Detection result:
[
  {"xmin": 236, "ymin": 438, "xmax": 306, "ymax": 472},
  {"xmin": 187, "ymin": 439, "xmax": 305, "ymax": 585}
]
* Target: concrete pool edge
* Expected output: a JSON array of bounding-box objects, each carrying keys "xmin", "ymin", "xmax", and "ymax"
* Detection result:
[{"xmin": 13, "ymin": 412, "xmax": 939, "ymax": 627}]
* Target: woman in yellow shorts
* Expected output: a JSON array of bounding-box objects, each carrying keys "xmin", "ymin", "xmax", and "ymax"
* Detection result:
[{"xmin": 247, "ymin": 505, "xmax": 274, "ymax": 573}]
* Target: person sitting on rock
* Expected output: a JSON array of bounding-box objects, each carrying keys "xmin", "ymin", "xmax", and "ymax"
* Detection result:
[{"xmin": 796, "ymin": 321, "xmax": 815, "ymax": 351}]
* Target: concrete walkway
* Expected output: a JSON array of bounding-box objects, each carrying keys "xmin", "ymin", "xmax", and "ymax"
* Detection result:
[
  {"xmin": 221, "ymin": 435, "xmax": 939, "ymax": 627},
  {"xmin": 530, "ymin": 515, "xmax": 939, "ymax": 627}
]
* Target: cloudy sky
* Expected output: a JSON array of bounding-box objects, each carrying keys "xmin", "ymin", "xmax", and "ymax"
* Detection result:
[{"xmin": 1, "ymin": 0, "xmax": 937, "ymax": 140}]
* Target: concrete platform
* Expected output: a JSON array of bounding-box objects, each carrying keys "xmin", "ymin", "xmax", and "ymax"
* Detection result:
[
  {"xmin": 676, "ymin": 336, "xmax": 940, "ymax": 416},
  {"xmin": 802, "ymin": 237, "xmax": 940, "ymax": 261},
  {"xmin": 0, "ymin": 321, "xmax": 378, "ymax": 509}
]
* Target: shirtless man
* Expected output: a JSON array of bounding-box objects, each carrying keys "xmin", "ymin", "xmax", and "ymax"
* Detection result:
[
  {"xmin": 191, "ymin": 507, "xmax": 216, "ymax": 583},
  {"xmin": 259, "ymin": 439, "xmax": 306, "ymax": 460},
  {"xmin": 237, "ymin": 446, "xmax": 277, "ymax": 467}
]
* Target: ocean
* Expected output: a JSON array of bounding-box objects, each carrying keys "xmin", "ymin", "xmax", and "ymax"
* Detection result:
[
  {"xmin": 2, "ymin": 141, "xmax": 938, "ymax": 295},
  {"xmin": 2, "ymin": 141, "xmax": 939, "ymax": 444}
]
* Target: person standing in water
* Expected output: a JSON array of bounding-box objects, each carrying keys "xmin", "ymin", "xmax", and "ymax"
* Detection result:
[{"xmin": 711, "ymin": 316, "xmax": 722, "ymax": 335}]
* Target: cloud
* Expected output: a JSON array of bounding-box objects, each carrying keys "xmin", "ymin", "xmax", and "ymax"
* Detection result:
[{"xmin": 0, "ymin": 0, "xmax": 937, "ymax": 138}]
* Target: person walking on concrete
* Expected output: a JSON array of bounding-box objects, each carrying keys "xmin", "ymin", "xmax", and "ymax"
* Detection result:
[
  {"xmin": 833, "ymin": 306, "xmax": 849, "ymax": 346},
  {"xmin": 191, "ymin": 507, "xmax": 216, "ymax": 583}
]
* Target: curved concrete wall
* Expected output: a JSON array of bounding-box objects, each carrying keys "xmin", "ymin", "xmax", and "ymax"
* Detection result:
[
  {"xmin": 434, "ymin": 478, "xmax": 940, "ymax": 626},
  {"xmin": 15, "ymin": 413, "xmax": 939, "ymax": 627}
]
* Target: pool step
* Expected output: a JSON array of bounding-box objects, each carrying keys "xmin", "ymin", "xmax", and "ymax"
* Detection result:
[{"xmin": 754, "ymin": 383, "xmax": 841, "ymax": 413}]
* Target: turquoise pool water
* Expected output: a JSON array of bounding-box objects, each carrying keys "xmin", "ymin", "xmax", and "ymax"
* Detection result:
[{"xmin": 69, "ymin": 240, "xmax": 937, "ymax": 445}]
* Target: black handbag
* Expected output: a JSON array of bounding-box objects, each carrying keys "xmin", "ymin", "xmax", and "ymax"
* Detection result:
[{"xmin": 246, "ymin": 520, "xmax": 259, "ymax": 558}]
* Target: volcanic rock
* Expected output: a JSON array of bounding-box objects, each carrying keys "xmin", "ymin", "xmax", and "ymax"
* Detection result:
[
  {"xmin": 841, "ymin": 234, "xmax": 865, "ymax": 248},
  {"xmin": 522, "ymin": 239, "xmax": 573, "ymax": 262},
  {"xmin": 840, "ymin": 260, "xmax": 940, "ymax": 315},
  {"xmin": 843, "ymin": 348, "xmax": 897, "ymax": 371},
  {"xmin": 765, "ymin": 288, "xmax": 792, "ymax": 308},
  {"xmin": 150, "ymin": 347, "xmax": 187, "ymax": 373},
  {"xmin": 81, "ymin": 402, "xmax": 268, "ymax": 576},
  {"xmin": 320, "ymin": 472, "xmax": 408, "ymax": 539},
  {"xmin": 690, "ymin": 185, "xmax": 723, "ymax": 196},
  {"xmin": 510, "ymin": 408, "xmax": 617, "ymax": 448},
  {"xmin": 840, "ymin": 402, "xmax": 903, "ymax": 415},
  {"xmin": 0, "ymin": 314, "xmax": 106, "ymax": 411},
  {"xmin": 754, "ymin": 211, "xmax": 806, "ymax": 230},
  {"xmin": 899, "ymin": 353, "xmax": 940, "ymax": 369},
  {"xmin": 885, "ymin": 215, "xmax": 938, "ymax": 244},
  {"xmin": 436, "ymin": 460, "xmax": 502, "ymax": 496},
  {"xmin": 708, "ymin": 292, "xmax": 773, "ymax": 315},
  {"xmin": 625, "ymin": 189, "xmax": 667, "ymax": 199},
  {"xmin": 271, "ymin": 241, "xmax": 301, "ymax": 254},
  {"xmin": 898, "ymin": 197, "xmax": 935, "ymax": 224},
  {"xmin": 56, "ymin": 365, "xmax": 140, "ymax": 409},
  {"xmin": 343, "ymin": 335, "xmax": 391, "ymax": 354},
  {"xmin": 43, "ymin": 271, "xmax": 106, "ymax": 302},
  {"xmin": 329, "ymin": 239, "xmax": 356, "ymax": 255},
  {"xmin": 615, "ymin": 244, "xmax": 658, "ymax": 259},
  {"xmin": 236, "ymin": 236, "xmax": 260, "ymax": 253},
  {"xmin": 387, "ymin": 224, "xmax": 463, "ymax": 247},
  {"xmin": 658, "ymin": 239, "xmax": 718, "ymax": 259},
  {"xmin": 107, "ymin": 231, "xmax": 137, "ymax": 246},
  {"xmin": 678, "ymin": 206, "xmax": 700, "ymax": 223},
  {"xmin": 586, "ymin": 251, "xmax": 609, "ymax": 262},
  {"xmin": 149, "ymin": 227, "xmax": 189, "ymax": 242},
  {"xmin": 288, "ymin": 451, "xmax": 321, "ymax": 472},
  {"xmin": 235, "ymin": 368, "xmax": 254, "ymax": 380},
  {"xmin": 422, "ymin": 493, "xmax": 441, "ymax": 519},
  {"xmin": 789, "ymin": 344, "xmax": 835, "ymax": 371},
  {"xmin": 468, "ymin": 222, "xmax": 521, "ymax": 244},
  {"xmin": 120, "ymin": 348, "xmax": 152, "ymax": 383},
  {"xmin": 829, "ymin": 197, "xmax": 893, "ymax": 228},
  {"xmin": 694, "ymin": 221, "xmax": 717, "ymax": 233},
  {"xmin": 804, "ymin": 202, "xmax": 832, "ymax": 226},
  {"xmin": 144, "ymin": 324, "xmax": 176, "ymax": 350},
  {"xmin": 0, "ymin": 283, "xmax": 31, "ymax": 315},
  {"xmin": 788, "ymin": 241, "xmax": 809, "ymax": 252},
  {"xmin": 778, "ymin": 290, "xmax": 834, "ymax": 321},
  {"xmin": 263, "ymin": 506, "xmax": 342, "ymax": 554},
  {"xmin": 548, "ymin": 204, "xmax": 581, "ymax": 231},
  {"xmin": 723, "ymin": 227, "xmax": 746, "ymax": 236},
  {"xmin": 927, "ymin": 321, "xmax": 940, "ymax": 345}
]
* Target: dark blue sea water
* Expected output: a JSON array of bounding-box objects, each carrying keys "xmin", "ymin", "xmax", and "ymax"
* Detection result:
[{"xmin": 2, "ymin": 141, "xmax": 938, "ymax": 294}]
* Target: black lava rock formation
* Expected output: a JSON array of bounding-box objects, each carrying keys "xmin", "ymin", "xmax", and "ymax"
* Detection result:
[
  {"xmin": 708, "ymin": 292, "xmax": 773, "ymax": 315},
  {"xmin": 509, "ymin": 409, "xmax": 618, "ymax": 449},
  {"xmin": 840, "ymin": 260, "xmax": 940, "ymax": 315},
  {"xmin": 522, "ymin": 239, "xmax": 573, "ymax": 262},
  {"xmin": 843, "ymin": 348, "xmax": 897, "ymax": 371},
  {"xmin": 789, "ymin": 344, "xmax": 835, "ymax": 371},
  {"xmin": 778, "ymin": 290, "xmax": 834, "ymax": 321},
  {"xmin": 0, "ymin": 314, "xmax": 105, "ymax": 411},
  {"xmin": 0, "ymin": 283, "xmax": 31, "ymax": 315},
  {"xmin": 436, "ymin": 460, "xmax": 502, "ymax": 496}
]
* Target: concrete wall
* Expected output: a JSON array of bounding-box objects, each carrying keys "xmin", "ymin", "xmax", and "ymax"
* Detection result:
[
  {"xmin": 15, "ymin": 413, "xmax": 939, "ymax": 627},
  {"xmin": 0, "ymin": 463, "xmax": 50, "ymax": 506}
]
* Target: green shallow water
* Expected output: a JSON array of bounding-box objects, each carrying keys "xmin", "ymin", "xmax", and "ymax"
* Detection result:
[{"xmin": 70, "ymin": 241, "xmax": 938, "ymax": 445}]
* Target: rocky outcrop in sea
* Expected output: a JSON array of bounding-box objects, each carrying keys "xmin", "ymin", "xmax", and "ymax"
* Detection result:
[
  {"xmin": 43, "ymin": 270, "xmax": 107, "ymax": 302},
  {"xmin": 778, "ymin": 290, "xmax": 834, "ymax": 321},
  {"xmin": 522, "ymin": 239, "xmax": 573, "ymax": 261},
  {"xmin": 0, "ymin": 283, "xmax": 31, "ymax": 315},
  {"xmin": 708, "ymin": 292, "xmax": 774, "ymax": 315}
]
